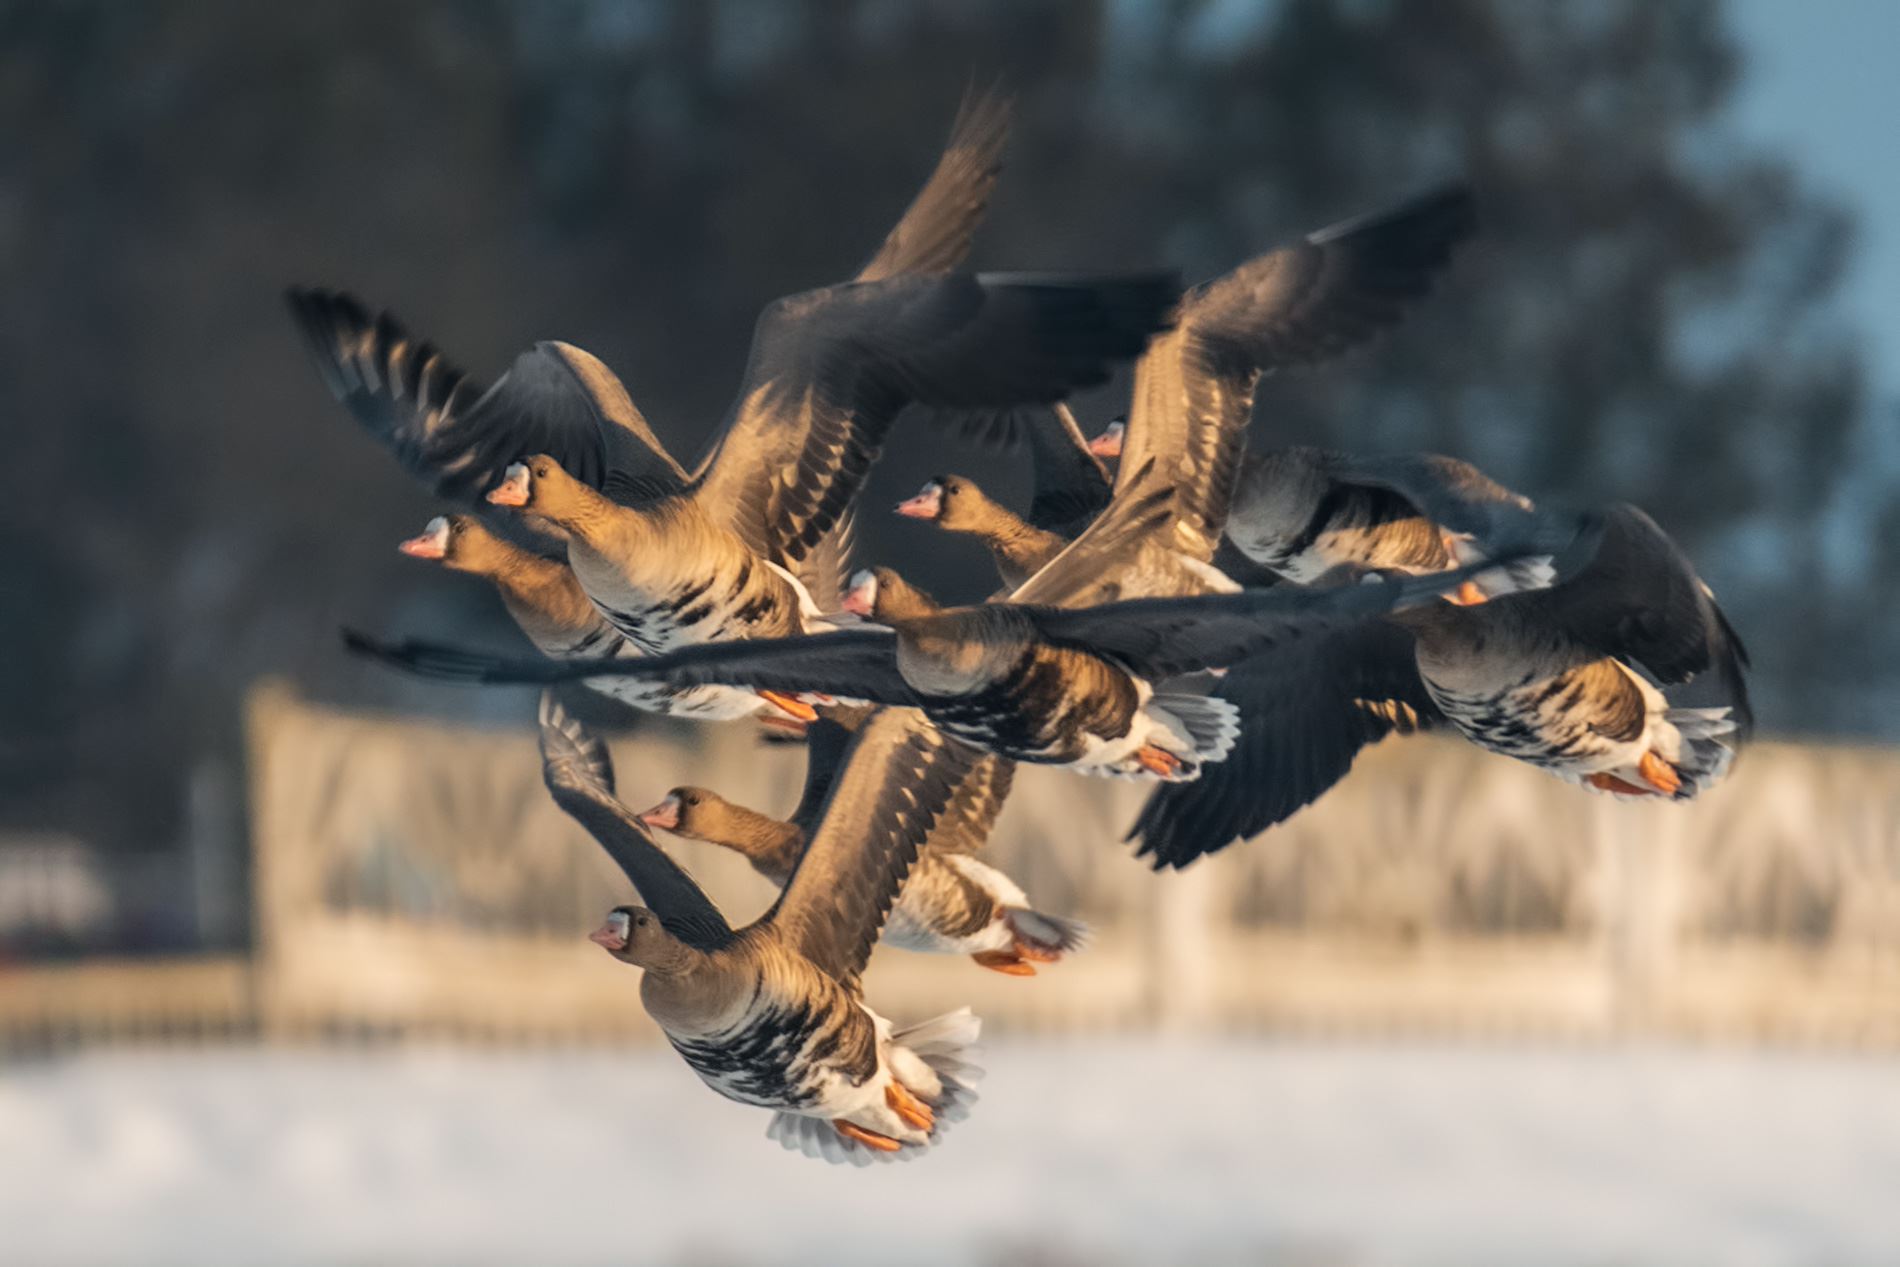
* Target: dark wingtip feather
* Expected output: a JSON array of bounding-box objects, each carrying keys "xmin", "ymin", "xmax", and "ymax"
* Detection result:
[
  {"xmin": 1306, "ymin": 181, "xmax": 1478, "ymax": 253},
  {"xmin": 537, "ymin": 691, "xmax": 617, "ymax": 800}
]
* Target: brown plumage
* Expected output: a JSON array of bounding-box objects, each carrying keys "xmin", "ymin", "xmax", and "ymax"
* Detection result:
[
  {"xmin": 538, "ymin": 694, "xmax": 984, "ymax": 1164},
  {"xmin": 1132, "ymin": 503, "xmax": 1752, "ymax": 868}
]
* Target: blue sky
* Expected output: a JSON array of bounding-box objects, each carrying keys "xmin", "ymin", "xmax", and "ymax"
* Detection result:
[{"xmin": 1730, "ymin": 0, "xmax": 1900, "ymax": 397}]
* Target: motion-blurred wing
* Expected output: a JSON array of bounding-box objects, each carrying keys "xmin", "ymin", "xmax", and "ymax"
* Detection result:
[
  {"xmin": 1115, "ymin": 185, "xmax": 1479, "ymax": 563},
  {"xmin": 854, "ymin": 87, "xmax": 1011, "ymax": 283},
  {"xmin": 1130, "ymin": 621, "xmax": 1442, "ymax": 869},
  {"xmin": 1016, "ymin": 560, "xmax": 1495, "ymax": 681},
  {"xmin": 345, "ymin": 625, "xmax": 915, "ymax": 705},
  {"xmin": 536, "ymin": 694, "xmax": 733, "ymax": 948},
  {"xmin": 285, "ymin": 288, "xmax": 687, "ymax": 515},
  {"xmin": 688, "ymin": 271, "xmax": 1178, "ymax": 570}
]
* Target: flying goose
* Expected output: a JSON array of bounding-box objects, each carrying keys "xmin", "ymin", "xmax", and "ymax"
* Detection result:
[
  {"xmin": 394, "ymin": 513, "xmax": 769, "ymax": 720},
  {"xmin": 639, "ymin": 710, "xmax": 1084, "ymax": 975},
  {"xmin": 539, "ymin": 693, "xmax": 983, "ymax": 1163},
  {"xmin": 898, "ymin": 184, "xmax": 1479, "ymax": 606},
  {"xmin": 347, "ymin": 536, "xmax": 1521, "ymax": 782},
  {"xmin": 1130, "ymin": 500, "xmax": 1752, "ymax": 868}
]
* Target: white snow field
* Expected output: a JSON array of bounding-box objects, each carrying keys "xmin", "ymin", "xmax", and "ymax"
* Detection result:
[{"xmin": 3, "ymin": 1037, "xmax": 1897, "ymax": 1267}]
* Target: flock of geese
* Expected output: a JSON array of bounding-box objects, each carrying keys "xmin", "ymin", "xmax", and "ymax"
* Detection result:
[{"xmin": 292, "ymin": 90, "xmax": 1751, "ymax": 1165}]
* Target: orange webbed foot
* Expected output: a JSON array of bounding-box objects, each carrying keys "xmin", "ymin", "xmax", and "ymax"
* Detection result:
[
  {"xmin": 834, "ymin": 1120, "xmax": 903, "ymax": 1152},
  {"xmin": 1445, "ymin": 580, "xmax": 1489, "ymax": 606},
  {"xmin": 973, "ymin": 950, "xmax": 1036, "ymax": 977},
  {"xmin": 1134, "ymin": 744, "xmax": 1185, "ymax": 779},
  {"xmin": 1012, "ymin": 939, "xmax": 1062, "ymax": 964},
  {"xmin": 885, "ymin": 1082, "xmax": 935, "ymax": 1133},
  {"xmin": 758, "ymin": 690, "xmax": 819, "ymax": 723},
  {"xmin": 1638, "ymin": 750, "xmax": 1683, "ymax": 796},
  {"xmin": 1585, "ymin": 771, "xmax": 1655, "ymax": 797}
]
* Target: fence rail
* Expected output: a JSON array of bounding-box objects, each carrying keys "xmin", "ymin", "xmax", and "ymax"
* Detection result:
[{"xmin": 3, "ymin": 680, "xmax": 1897, "ymax": 1049}]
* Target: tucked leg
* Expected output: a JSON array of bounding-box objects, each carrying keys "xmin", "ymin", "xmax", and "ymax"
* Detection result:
[
  {"xmin": 833, "ymin": 1120, "xmax": 903, "ymax": 1152},
  {"xmin": 886, "ymin": 1082, "xmax": 935, "ymax": 1133},
  {"xmin": 1638, "ymin": 750, "xmax": 1683, "ymax": 796},
  {"xmin": 973, "ymin": 949, "xmax": 1036, "ymax": 976},
  {"xmin": 1134, "ymin": 744, "xmax": 1185, "ymax": 779},
  {"xmin": 1585, "ymin": 771, "xmax": 1655, "ymax": 796},
  {"xmin": 757, "ymin": 690, "xmax": 818, "ymax": 723}
]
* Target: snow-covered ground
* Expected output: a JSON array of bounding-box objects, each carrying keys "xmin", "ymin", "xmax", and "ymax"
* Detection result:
[{"xmin": 3, "ymin": 1037, "xmax": 1897, "ymax": 1266}]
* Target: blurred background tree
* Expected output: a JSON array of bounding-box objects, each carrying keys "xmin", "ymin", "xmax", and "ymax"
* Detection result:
[{"xmin": 0, "ymin": 0, "xmax": 1878, "ymax": 900}]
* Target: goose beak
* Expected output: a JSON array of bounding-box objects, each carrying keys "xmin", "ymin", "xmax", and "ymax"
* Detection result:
[
  {"xmin": 589, "ymin": 911, "xmax": 630, "ymax": 951},
  {"xmin": 487, "ymin": 463, "xmax": 532, "ymax": 507},
  {"xmin": 397, "ymin": 516, "xmax": 451, "ymax": 560},
  {"xmin": 841, "ymin": 570, "xmax": 879, "ymax": 618},
  {"xmin": 894, "ymin": 482, "xmax": 943, "ymax": 520},
  {"xmin": 1087, "ymin": 420, "xmax": 1125, "ymax": 459},
  {"xmin": 637, "ymin": 794, "xmax": 681, "ymax": 831}
]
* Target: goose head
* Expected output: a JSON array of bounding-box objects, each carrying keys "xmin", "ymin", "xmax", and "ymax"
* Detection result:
[
  {"xmin": 896, "ymin": 475, "xmax": 998, "ymax": 534},
  {"xmin": 589, "ymin": 905, "xmax": 689, "ymax": 970},
  {"xmin": 397, "ymin": 514, "xmax": 517, "ymax": 575},
  {"xmin": 840, "ymin": 566, "xmax": 941, "ymax": 623},
  {"xmin": 636, "ymin": 786, "xmax": 726, "ymax": 838},
  {"xmin": 1086, "ymin": 417, "xmax": 1126, "ymax": 459},
  {"xmin": 487, "ymin": 455, "xmax": 592, "ymax": 522}
]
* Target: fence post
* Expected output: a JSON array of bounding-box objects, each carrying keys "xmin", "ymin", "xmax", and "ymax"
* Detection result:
[{"xmin": 1146, "ymin": 860, "xmax": 1216, "ymax": 1031}]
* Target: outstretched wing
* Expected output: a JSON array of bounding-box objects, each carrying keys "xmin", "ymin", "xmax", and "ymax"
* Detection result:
[
  {"xmin": 854, "ymin": 87, "xmax": 1011, "ymax": 283},
  {"xmin": 344, "ymin": 625, "xmax": 915, "ymax": 705},
  {"xmin": 1515, "ymin": 504, "xmax": 1752, "ymax": 729},
  {"xmin": 536, "ymin": 693, "xmax": 733, "ymax": 948},
  {"xmin": 687, "ymin": 271, "xmax": 1178, "ymax": 570},
  {"xmin": 924, "ymin": 752, "xmax": 1016, "ymax": 860},
  {"xmin": 786, "ymin": 707, "xmax": 875, "ymax": 838},
  {"xmin": 285, "ymin": 288, "xmax": 688, "ymax": 513},
  {"xmin": 764, "ymin": 708, "xmax": 981, "ymax": 991},
  {"xmin": 1129, "ymin": 621, "xmax": 1442, "ymax": 869},
  {"xmin": 1120, "ymin": 186, "xmax": 1478, "ymax": 561},
  {"xmin": 1015, "ymin": 559, "xmax": 1501, "ymax": 681}
]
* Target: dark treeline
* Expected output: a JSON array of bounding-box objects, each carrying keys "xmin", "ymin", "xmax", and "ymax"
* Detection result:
[{"xmin": 0, "ymin": 0, "xmax": 1878, "ymax": 866}]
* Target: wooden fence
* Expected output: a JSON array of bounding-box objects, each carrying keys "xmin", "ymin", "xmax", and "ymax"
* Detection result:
[{"xmin": 3, "ymin": 679, "xmax": 1898, "ymax": 1048}]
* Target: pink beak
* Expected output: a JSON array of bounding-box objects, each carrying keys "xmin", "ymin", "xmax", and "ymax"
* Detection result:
[
  {"xmin": 637, "ymin": 794, "xmax": 681, "ymax": 831},
  {"xmin": 589, "ymin": 922, "xmax": 628, "ymax": 951},
  {"xmin": 397, "ymin": 519, "xmax": 450, "ymax": 560},
  {"xmin": 841, "ymin": 583, "xmax": 876, "ymax": 618},
  {"xmin": 1087, "ymin": 421, "xmax": 1125, "ymax": 459},
  {"xmin": 894, "ymin": 483, "xmax": 943, "ymax": 520},
  {"xmin": 487, "ymin": 463, "xmax": 531, "ymax": 507}
]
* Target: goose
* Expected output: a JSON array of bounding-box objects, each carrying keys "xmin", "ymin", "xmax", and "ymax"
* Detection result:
[
  {"xmin": 895, "ymin": 183, "xmax": 1478, "ymax": 605},
  {"xmin": 347, "ymin": 527, "xmax": 1521, "ymax": 781},
  {"xmin": 1129, "ymin": 499, "xmax": 1752, "ymax": 868},
  {"xmin": 393, "ymin": 513, "xmax": 768, "ymax": 720},
  {"xmin": 638, "ymin": 709, "xmax": 1085, "ymax": 975},
  {"xmin": 538, "ymin": 693, "xmax": 983, "ymax": 1164}
]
